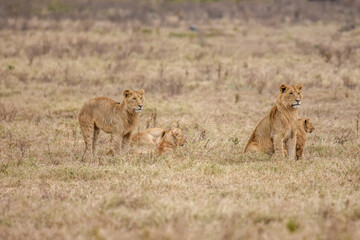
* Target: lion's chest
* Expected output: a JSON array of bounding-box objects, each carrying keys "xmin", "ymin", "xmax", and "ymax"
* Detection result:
[
  {"xmin": 284, "ymin": 128, "xmax": 292, "ymax": 141},
  {"xmin": 119, "ymin": 118, "xmax": 137, "ymax": 135},
  {"xmin": 283, "ymin": 122, "xmax": 297, "ymax": 141}
]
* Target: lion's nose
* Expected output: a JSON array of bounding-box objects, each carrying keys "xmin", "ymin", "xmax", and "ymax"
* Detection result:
[
  {"xmin": 138, "ymin": 105, "xmax": 143, "ymax": 108},
  {"xmin": 295, "ymin": 99, "xmax": 300, "ymax": 103}
]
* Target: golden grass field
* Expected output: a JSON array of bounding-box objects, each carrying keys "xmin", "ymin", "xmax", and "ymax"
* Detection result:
[{"xmin": 1, "ymin": 1, "xmax": 360, "ymax": 239}]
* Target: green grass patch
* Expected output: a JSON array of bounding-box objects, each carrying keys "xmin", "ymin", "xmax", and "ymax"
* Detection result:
[
  {"xmin": 169, "ymin": 32, "xmax": 196, "ymax": 39},
  {"xmin": 47, "ymin": 0, "xmax": 74, "ymax": 14},
  {"xmin": 142, "ymin": 28, "xmax": 153, "ymax": 35},
  {"xmin": 286, "ymin": 219, "xmax": 300, "ymax": 233},
  {"xmin": 40, "ymin": 166, "xmax": 108, "ymax": 181}
]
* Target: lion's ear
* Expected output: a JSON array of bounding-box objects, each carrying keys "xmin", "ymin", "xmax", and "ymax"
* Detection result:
[
  {"xmin": 280, "ymin": 84, "xmax": 289, "ymax": 93},
  {"xmin": 161, "ymin": 130, "xmax": 167, "ymax": 138},
  {"xmin": 296, "ymin": 84, "xmax": 303, "ymax": 92},
  {"xmin": 303, "ymin": 118, "xmax": 310, "ymax": 129},
  {"xmin": 123, "ymin": 89, "xmax": 131, "ymax": 98},
  {"xmin": 138, "ymin": 89, "xmax": 145, "ymax": 95}
]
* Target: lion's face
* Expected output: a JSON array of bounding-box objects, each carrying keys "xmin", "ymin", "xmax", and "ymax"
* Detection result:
[
  {"xmin": 162, "ymin": 128, "xmax": 186, "ymax": 146},
  {"xmin": 279, "ymin": 84, "xmax": 303, "ymax": 109},
  {"xmin": 304, "ymin": 118, "xmax": 315, "ymax": 133},
  {"xmin": 123, "ymin": 89, "xmax": 145, "ymax": 113}
]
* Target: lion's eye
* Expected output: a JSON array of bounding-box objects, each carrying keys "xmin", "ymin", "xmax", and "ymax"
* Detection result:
[
  {"xmin": 290, "ymin": 92, "xmax": 294, "ymax": 95},
  {"xmin": 133, "ymin": 97, "xmax": 136, "ymax": 100}
]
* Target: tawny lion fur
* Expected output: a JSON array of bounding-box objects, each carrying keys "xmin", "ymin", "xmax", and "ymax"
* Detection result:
[
  {"xmin": 244, "ymin": 83, "xmax": 303, "ymax": 159},
  {"xmin": 295, "ymin": 118, "xmax": 315, "ymax": 159},
  {"xmin": 131, "ymin": 127, "xmax": 186, "ymax": 155},
  {"xmin": 78, "ymin": 89, "xmax": 144, "ymax": 160}
]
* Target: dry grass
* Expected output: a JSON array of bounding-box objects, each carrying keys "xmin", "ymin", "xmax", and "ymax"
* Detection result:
[{"xmin": 1, "ymin": 1, "xmax": 360, "ymax": 239}]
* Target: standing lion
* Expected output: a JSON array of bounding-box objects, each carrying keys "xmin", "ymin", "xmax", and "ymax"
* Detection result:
[
  {"xmin": 78, "ymin": 89, "xmax": 144, "ymax": 160},
  {"xmin": 244, "ymin": 84, "xmax": 303, "ymax": 159}
]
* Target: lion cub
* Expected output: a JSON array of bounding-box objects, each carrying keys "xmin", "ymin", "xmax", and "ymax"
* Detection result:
[
  {"xmin": 131, "ymin": 127, "xmax": 186, "ymax": 155},
  {"xmin": 296, "ymin": 118, "xmax": 315, "ymax": 159},
  {"xmin": 244, "ymin": 84, "xmax": 303, "ymax": 159},
  {"xmin": 78, "ymin": 89, "xmax": 144, "ymax": 160}
]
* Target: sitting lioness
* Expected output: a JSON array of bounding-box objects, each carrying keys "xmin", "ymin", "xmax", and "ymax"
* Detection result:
[
  {"xmin": 131, "ymin": 127, "xmax": 186, "ymax": 155},
  {"xmin": 296, "ymin": 118, "xmax": 315, "ymax": 159},
  {"xmin": 78, "ymin": 89, "xmax": 144, "ymax": 160},
  {"xmin": 244, "ymin": 84, "xmax": 303, "ymax": 159}
]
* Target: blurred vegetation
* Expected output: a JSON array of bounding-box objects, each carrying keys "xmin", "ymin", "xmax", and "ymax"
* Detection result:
[{"xmin": 0, "ymin": 0, "xmax": 359, "ymax": 27}]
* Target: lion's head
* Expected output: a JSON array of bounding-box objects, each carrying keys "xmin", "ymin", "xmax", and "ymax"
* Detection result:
[
  {"xmin": 123, "ymin": 89, "xmax": 145, "ymax": 113},
  {"xmin": 302, "ymin": 118, "xmax": 315, "ymax": 133},
  {"xmin": 161, "ymin": 128, "xmax": 186, "ymax": 147},
  {"xmin": 277, "ymin": 84, "xmax": 303, "ymax": 109}
]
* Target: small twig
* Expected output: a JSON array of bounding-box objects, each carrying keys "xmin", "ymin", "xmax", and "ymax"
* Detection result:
[
  {"xmin": 217, "ymin": 63, "xmax": 222, "ymax": 81},
  {"xmin": 356, "ymin": 113, "xmax": 359, "ymax": 141},
  {"xmin": 235, "ymin": 93, "xmax": 240, "ymax": 103}
]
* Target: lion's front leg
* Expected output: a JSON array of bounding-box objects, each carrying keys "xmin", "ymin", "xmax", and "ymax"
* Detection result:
[
  {"xmin": 286, "ymin": 135, "xmax": 296, "ymax": 160},
  {"xmin": 273, "ymin": 134, "xmax": 285, "ymax": 157},
  {"xmin": 110, "ymin": 134, "xmax": 122, "ymax": 155}
]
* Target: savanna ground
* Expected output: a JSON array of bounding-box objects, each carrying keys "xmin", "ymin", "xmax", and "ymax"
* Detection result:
[{"xmin": 1, "ymin": 0, "xmax": 360, "ymax": 239}]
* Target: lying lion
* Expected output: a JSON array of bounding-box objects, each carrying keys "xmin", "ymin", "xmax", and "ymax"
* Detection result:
[
  {"xmin": 244, "ymin": 84, "xmax": 303, "ymax": 159},
  {"xmin": 78, "ymin": 89, "xmax": 144, "ymax": 160},
  {"xmin": 295, "ymin": 118, "xmax": 315, "ymax": 159},
  {"xmin": 131, "ymin": 127, "xmax": 186, "ymax": 155}
]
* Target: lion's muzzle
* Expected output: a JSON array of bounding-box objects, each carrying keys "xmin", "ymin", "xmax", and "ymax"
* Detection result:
[
  {"xmin": 135, "ymin": 105, "xmax": 143, "ymax": 112},
  {"xmin": 292, "ymin": 100, "xmax": 301, "ymax": 109}
]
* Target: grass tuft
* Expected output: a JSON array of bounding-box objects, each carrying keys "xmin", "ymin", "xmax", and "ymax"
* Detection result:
[{"xmin": 286, "ymin": 219, "xmax": 300, "ymax": 233}]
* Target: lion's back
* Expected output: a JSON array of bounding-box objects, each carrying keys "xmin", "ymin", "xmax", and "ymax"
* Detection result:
[
  {"xmin": 79, "ymin": 97, "xmax": 116, "ymax": 116},
  {"xmin": 244, "ymin": 106, "xmax": 277, "ymax": 154},
  {"xmin": 131, "ymin": 128, "xmax": 165, "ymax": 147},
  {"xmin": 78, "ymin": 97, "xmax": 118, "ymax": 131}
]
